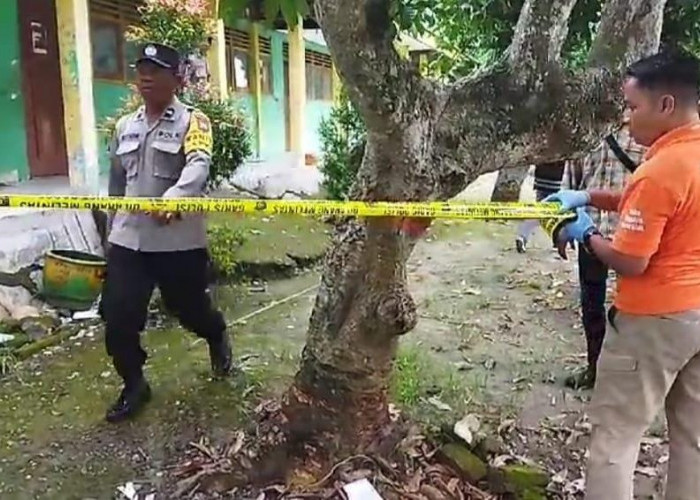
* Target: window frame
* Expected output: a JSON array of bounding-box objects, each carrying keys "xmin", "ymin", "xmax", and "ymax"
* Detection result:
[
  {"xmin": 229, "ymin": 48, "xmax": 251, "ymax": 93},
  {"xmin": 259, "ymin": 53, "xmax": 272, "ymax": 95},
  {"xmin": 225, "ymin": 30, "xmax": 273, "ymax": 96},
  {"xmin": 305, "ymin": 62, "xmax": 333, "ymax": 101},
  {"xmin": 90, "ymin": 16, "xmax": 129, "ymax": 82}
]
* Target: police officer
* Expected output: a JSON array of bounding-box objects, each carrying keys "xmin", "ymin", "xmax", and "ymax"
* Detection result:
[{"xmin": 102, "ymin": 43, "xmax": 232, "ymax": 423}]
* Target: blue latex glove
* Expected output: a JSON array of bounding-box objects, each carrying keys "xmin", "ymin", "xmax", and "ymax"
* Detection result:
[
  {"xmin": 563, "ymin": 208, "xmax": 595, "ymax": 243},
  {"xmin": 543, "ymin": 190, "xmax": 591, "ymax": 212}
]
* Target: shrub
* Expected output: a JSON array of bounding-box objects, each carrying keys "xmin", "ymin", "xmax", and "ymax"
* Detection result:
[
  {"xmin": 318, "ymin": 87, "xmax": 367, "ymax": 200},
  {"xmin": 126, "ymin": 0, "xmax": 213, "ymax": 56},
  {"xmin": 181, "ymin": 89, "xmax": 252, "ymax": 189},
  {"xmin": 207, "ymin": 223, "xmax": 246, "ymax": 279}
]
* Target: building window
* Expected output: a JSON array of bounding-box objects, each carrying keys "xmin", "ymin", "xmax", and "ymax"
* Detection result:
[
  {"xmin": 304, "ymin": 50, "xmax": 333, "ymax": 101},
  {"xmin": 260, "ymin": 55, "xmax": 272, "ymax": 94},
  {"xmin": 306, "ymin": 64, "xmax": 333, "ymax": 101},
  {"xmin": 89, "ymin": 0, "xmax": 142, "ymax": 82},
  {"xmin": 225, "ymin": 29, "xmax": 273, "ymax": 95},
  {"xmin": 231, "ymin": 49, "xmax": 250, "ymax": 91},
  {"xmin": 92, "ymin": 21, "xmax": 123, "ymax": 79}
]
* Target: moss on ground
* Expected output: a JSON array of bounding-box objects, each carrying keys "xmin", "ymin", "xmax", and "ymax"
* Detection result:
[
  {"xmin": 0, "ymin": 271, "xmax": 317, "ymax": 499},
  {"xmin": 207, "ymin": 213, "xmax": 331, "ymax": 263},
  {"xmin": 0, "ymin": 219, "xmax": 584, "ymax": 498}
]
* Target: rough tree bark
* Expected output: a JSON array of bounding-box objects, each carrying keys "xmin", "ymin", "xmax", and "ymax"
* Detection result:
[
  {"xmin": 280, "ymin": 0, "xmax": 668, "ymax": 458},
  {"xmin": 491, "ymin": 165, "xmax": 531, "ymax": 202}
]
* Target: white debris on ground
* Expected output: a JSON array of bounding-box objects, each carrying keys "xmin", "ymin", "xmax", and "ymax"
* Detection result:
[
  {"xmin": 343, "ymin": 478, "xmax": 385, "ymax": 500},
  {"xmin": 220, "ymin": 153, "xmax": 323, "ymax": 199}
]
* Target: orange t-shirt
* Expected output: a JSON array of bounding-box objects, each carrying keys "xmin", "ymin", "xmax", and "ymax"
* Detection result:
[{"xmin": 612, "ymin": 122, "xmax": 700, "ymax": 315}]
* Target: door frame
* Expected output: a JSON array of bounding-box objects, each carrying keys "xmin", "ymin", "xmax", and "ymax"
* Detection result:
[{"xmin": 17, "ymin": 0, "xmax": 69, "ymax": 178}]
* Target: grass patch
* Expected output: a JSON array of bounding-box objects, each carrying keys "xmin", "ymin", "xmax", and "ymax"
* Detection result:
[
  {"xmin": 207, "ymin": 213, "xmax": 330, "ymax": 263},
  {"xmin": 0, "ymin": 317, "xmax": 303, "ymax": 499},
  {"xmin": 391, "ymin": 346, "xmax": 477, "ymax": 428}
]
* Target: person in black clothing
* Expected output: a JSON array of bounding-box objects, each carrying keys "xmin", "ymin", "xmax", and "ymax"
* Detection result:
[{"xmin": 515, "ymin": 161, "xmax": 566, "ymax": 253}]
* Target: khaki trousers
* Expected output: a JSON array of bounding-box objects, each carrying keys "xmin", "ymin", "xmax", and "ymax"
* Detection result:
[{"xmin": 585, "ymin": 308, "xmax": 700, "ymax": 500}]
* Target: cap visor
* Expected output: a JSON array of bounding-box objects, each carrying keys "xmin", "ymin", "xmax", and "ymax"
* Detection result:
[{"xmin": 136, "ymin": 57, "xmax": 174, "ymax": 69}]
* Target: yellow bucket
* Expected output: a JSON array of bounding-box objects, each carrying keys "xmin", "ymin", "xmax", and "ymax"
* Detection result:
[{"xmin": 42, "ymin": 250, "xmax": 106, "ymax": 311}]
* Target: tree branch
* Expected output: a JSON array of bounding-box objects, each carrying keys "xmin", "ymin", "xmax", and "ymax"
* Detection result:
[
  {"xmin": 313, "ymin": 0, "xmax": 434, "ymax": 131},
  {"xmin": 507, "ymin": 0, "xmax": 578, "ymax": 85},
  {"xmin": 428, "ymin": 0, "xmax": 666, "ymax": 198},
  {"xmin": 431, "ymin": 67, "xmax": 620, "ymax": 198},
  {"xmin": 588, "ymin": 0, "xmax": 667, "ymax": 69}
]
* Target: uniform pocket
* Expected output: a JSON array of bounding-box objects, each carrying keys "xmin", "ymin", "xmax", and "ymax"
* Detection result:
[
  {"xmin": 598, "ymin": 353, "xmax": 638, "ymax": 372},
  {"xmin": 115, "ymin": 141, "xmax": 140, "ymax": 178},
  {"xmin": 152, "ymin": 140, "xmax": 182, "ymax": 180}
]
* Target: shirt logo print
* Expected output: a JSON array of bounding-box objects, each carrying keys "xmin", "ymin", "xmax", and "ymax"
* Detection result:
[{"xmin": 620, "ymin": 208, "xmax": 644, "ymax": 232}]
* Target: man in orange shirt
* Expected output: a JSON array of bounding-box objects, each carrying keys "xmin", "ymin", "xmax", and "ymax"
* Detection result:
[{"xmin": 548, "ymin": 50, "xmax": 700, "ymax": 498}]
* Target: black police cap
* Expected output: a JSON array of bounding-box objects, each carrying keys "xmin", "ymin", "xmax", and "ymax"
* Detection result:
[{"xmin": 136, "ymin": 43, "xmax": 181, "ymax": 70}]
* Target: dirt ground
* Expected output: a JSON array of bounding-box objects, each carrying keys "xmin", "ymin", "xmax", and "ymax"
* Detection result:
[{"xmin": 0, "ymin": 185, "xmax": 669, "ymax": 498}]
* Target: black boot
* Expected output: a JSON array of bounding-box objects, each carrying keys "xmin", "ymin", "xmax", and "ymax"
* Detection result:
[
  {"xmin": 105, "ymin": 378, "xmax": 152, "ymax": 423},
  {"xmin": 208, "ymin": 333, "xmax": 233, "ymax": 377},
  {"xmin": 565, "ymin": 365, "xmax": 596, "ymax": 390}
]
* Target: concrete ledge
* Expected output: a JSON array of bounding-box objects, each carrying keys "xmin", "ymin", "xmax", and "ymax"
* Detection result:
[{"xmin": 0, "ymin": 209, "xmax": 103, "ymax": 274}]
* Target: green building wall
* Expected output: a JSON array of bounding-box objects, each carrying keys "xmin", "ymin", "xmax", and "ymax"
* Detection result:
[
  {"xmin": 302, "ymin": 39, "xmax": 333, "ymax": 156},
  {"xmin": 0, "ymin": 0, "xmax": 29, "ymax": 182},
  {"xmin": 89, "ymin": 21, "xmax": 334, "ymax": 171},
  {"xmin": 92, "ymin": 81, "xmax": 131, "ymax": 174}
]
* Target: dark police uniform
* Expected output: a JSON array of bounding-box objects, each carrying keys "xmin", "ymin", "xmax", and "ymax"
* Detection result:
[{"xmin": 102, "ymin": 43, "xmax": 231, "ymax": 422}]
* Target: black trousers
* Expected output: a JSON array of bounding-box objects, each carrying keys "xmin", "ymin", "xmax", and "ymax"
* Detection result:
[
  {"xmin": 577, "ymin": 248, "xmax": 609, "ymax": 369},
  {"xmin": 101, "ymin": 245, "xmax": 226, "ymax": 384}
]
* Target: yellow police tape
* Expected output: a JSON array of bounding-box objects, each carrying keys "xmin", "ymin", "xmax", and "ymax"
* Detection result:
[{"xmin": 0, "ymin": 194, "xmax": 569, "ymax": 220}]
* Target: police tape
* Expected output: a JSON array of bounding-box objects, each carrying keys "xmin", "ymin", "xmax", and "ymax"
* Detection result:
[{"xmin": 0, "ymin": 194, "xmax": 570, "ymax": 220}]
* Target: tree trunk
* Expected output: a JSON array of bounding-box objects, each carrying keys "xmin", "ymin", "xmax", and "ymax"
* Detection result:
[
  {"xmin": 491, "ymin": 165, "xmax": 531, "ymax": 202},
  {"xmin": 273, "ymin": 0, "xmax": 668, "ymax": 464},
  {"xmin": 282, "ymin": 214, "xmax": 417, "ymax": 452}
]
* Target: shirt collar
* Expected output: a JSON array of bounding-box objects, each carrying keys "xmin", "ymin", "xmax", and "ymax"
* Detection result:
[
  {"xmin": 645, "ymin": 121, "xmax": 700, "ymax": 160},
  {"xmin": 133, "ymin": 96, "xmax": 184, "ymax": 123}
]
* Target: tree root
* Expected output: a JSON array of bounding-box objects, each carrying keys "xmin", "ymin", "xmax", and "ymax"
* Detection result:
[{"xmin": 166, "ymin": 404, "xmax": 494, "ymax": 499}]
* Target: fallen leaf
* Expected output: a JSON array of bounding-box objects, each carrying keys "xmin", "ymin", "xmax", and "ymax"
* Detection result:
[
  {"xmin": 453, "ymin": 414, "xmax": 481, "ymax": 445},
  {"xmin": 635, "ymin": 466, "xmax": 657, "ymax": 477},
  {"xmin": 427, "ymin": 397, "xmax": 453, "ymax": 412},
  {"xmin": 550, "ymin": 468, "xmax": 568, "ymax": 484},
  {"xmin": 563, "ymin": 478, "xmax": 585, "ymax": 495},
  {"xmin": 491, "ymin": 454, "xmax": 516, "ymax": 468},
  {"xmin": 497, "ymin": 419, "xmax": 515, "ymax": 435},
  {"xmin": 228, "ymin": 430, "xmax": 245, "ymax": 456},
  {"xmin": 116, "ymin": 482, "xmax": 138, "ymax": 500},
  {"xmin": 388, "ymin": 403, "xmax": 401, "ymax": 422}
]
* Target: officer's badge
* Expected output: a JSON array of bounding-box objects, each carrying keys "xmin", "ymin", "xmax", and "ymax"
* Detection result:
[
  {"xmin": 196, "ymin": 114, "xmax": 210, "ymax": 133},
  {"xmin": 184, "ymin": 111, "xmax": 213, "ymax": 155},
  {"xmin": 144, "ymin": 45, "xmax": 157, "ymax": 57}
]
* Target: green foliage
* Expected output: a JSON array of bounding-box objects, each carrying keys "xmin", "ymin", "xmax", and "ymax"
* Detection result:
[
  {"xmin": 663, "ymin": 0, "xmax": 700, "ymax": 55},
  {"xmin": 396, "ymin": 0, "xmax": 700, "ymax": 78},
  {"xmin": 126, "ymin": 0, "xmax": 214, "ymax": 55},
  {"xmin": 221, "ymin": 0, "xmax": 310, "ymax": 29},
  {"xmin": 318, "ymin": 88, "xmax": 367, "ymax": 200},
  {"xmin": 181, "ymin": 89, "xmax": 252, "ymax": 190},
  {"xmin": 207, "ymin": 223, "xmax": 247, "ymax": 279},
  {"xmin": 392, "ymin": 349, "xmax": 423, "ymax": 405}
]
